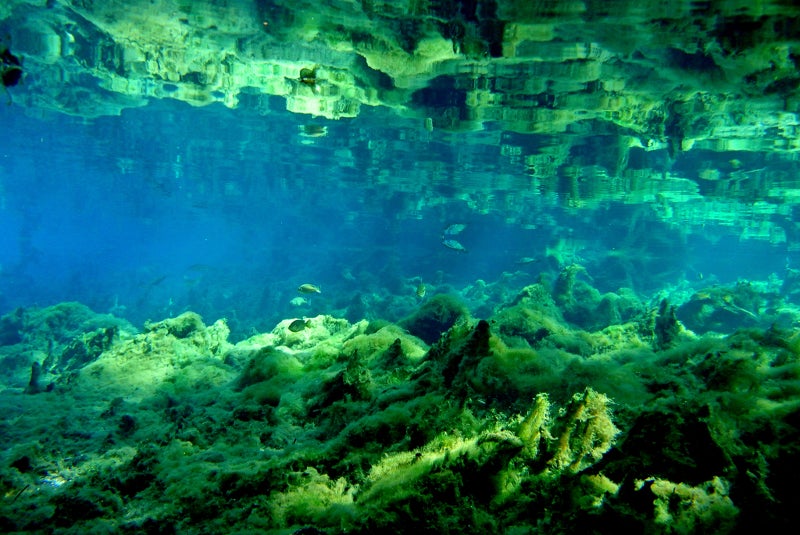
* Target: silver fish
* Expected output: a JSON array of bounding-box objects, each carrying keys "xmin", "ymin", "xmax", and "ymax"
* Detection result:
[
  {"xmin": 442, "ymin": 239, "xmax": 467, "ymax": 253},
  {"xmin": 516, "ymin": 257, "xmax": 540, "ymax": 265},
  {"xmin": 443, "ymin": 223, "xmax": 467, "ymax": 236}
]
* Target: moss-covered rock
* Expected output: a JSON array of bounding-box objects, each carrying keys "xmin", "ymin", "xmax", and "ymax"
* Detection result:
[
  {"xmin": 0, "ymin": 303, "xmax": 135, "ymax": 388},
  {"xmin": 2, "ymin": 287, "xmax": 800, "ymax": 533},
  {"xmin": 144, "ymin": 311, "xmax": 205, "ymax": 339},
  {"xmin": 399, "ymin": 293, "xmax": 470, "ymax": 344}
]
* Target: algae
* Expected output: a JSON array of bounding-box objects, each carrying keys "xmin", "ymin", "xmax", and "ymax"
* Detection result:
[
  {"xmin": 398, "ymin": 293, "xmax": 470, "ymax": 344},
  {"xmin": 1, "ymin": 274, "xmax": 800, "ymax": 533}
]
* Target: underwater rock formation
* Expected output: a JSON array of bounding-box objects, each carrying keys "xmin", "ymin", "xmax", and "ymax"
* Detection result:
[
  {"xmin": 677, "ymin": 282, "xmax": 771, "ymax": 334},
  {"xmin": 1, "ymin": 279, "xmax": 799, "ymax": 532},
  {"xmin": 0, "ymin": 302, "xmax": 135, "ymax": 388},
  {"xmin": 398, "ymin": 293, "xmax": 470, "ymax": 344}
]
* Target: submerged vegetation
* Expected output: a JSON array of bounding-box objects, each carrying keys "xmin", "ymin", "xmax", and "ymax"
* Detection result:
[
  {"xmin": 2, "ymin": 1, "xmax": 800, "ymax": 533},
  {"xmin": 1, "ymin": 269, "xmax": 799, "ymax": 533}
]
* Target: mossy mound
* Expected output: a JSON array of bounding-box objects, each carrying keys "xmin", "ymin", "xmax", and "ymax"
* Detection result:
[
  {"xmin": 77, "ymin": 314, "xmax": 234, "ymax": 401},
  {"xmin": 399, "ymin": 293, "xmax": 470, "ymax": 344},
  {"xmin": 1, "ymin": 290, "xmax": 800, "ymax": 533},
  {"xmin": 0, "ymin": 302, "xmax": 135, "ymax": 388}
]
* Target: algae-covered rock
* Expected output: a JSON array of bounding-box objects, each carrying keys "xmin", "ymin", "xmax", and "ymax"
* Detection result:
[
  {"xmin": 52, "ymin": 326, "xmax": 118, "ymax": 373},
  {"xmin": 236, "ymin": 346, "xmax": 304, "ymax": 406},
  {"xmin": 273, "ymin": 314, "xmax": 363, "ymax": 351},
  {"xmin": 678, "ymin": 284, "xmax": 764, "ymax": 333},
  {"xmin": 2, "ymin": 288, "xmax": 800, "ymax": 533},
  {"xmin": 654, "ymin": 298, "xmax": 684, "ymax": 349},
  {"xmin": 553, "ymin": 264, "xmax": 589, "ymax": 309},
  {"xmin": 399, "ymin": 293, "xmax": 470, "ymax": 344},
  {"xmin": 76, "ymin": 314, "xmax": 234, "ymax": 401},
  {"xmin": 343, "ymin": 323, "xmax": 426, "ymax": 361},
  {"xmin": 545, "ymin": 388, "xmax": 620, "ymax": 474},
  {"xmin": 635, "ymin": 476, "xmax": 739, "ymax": 533},
  {"xmin": 144, "ymin": 311, "xmax": 205, "ymax": 339},
  {"xmin": 492, "ymin": 303, "xmax": 570, "ymax": 348},
  {"xmin": 0, "ymin": 302, "xmax": 135, "ymax": 388}
]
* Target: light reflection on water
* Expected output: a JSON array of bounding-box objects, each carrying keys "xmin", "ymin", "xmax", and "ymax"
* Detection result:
[{"xmin": 1, "ymin": 97, "xmax": 798, "ymax": 336}]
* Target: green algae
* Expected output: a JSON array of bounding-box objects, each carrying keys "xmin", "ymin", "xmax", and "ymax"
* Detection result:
[
  {"xmin": 1, "ymin": 275, "xmax": 799, "ymax": 533},
  {"xmin": 398, "ymin": 293, "xmax": 470, "ymax": 344},
  {"xmin": 0, "ymin": 302, "xmax": 136, "ymax": 388}
]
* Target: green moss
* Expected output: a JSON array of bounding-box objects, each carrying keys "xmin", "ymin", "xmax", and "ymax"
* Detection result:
[
  {"xmin": 545, "ymin": 388, "xmax": 620, "ymax": 474},
  {"xmin": 492, "ymin": 304, "xmax": 569, "ymax": 348},
  {"xmin": 341, "ymin": 324, "xmax": 427, "ymax": 366},
  {"xmin": 640, "ymin": 476, "xmax": 739, "ymax": 533},
  {"xmin": 553, "ymin": 264, "xmax": 588, "ymax": 306},
  {"xmin": 399, "ymin": 294, "xmax": 470, "ymax": 344},
  {"xmin": 237, "ymin": 346, "xmax": 304, "ymax": 405},
  {"xmin": 269, "ymin": 468, "xmax": 357, "ymax": 529},
  {"xmin": 3, "ymin": 280, "xmax": 800, "ymax": 533},
  {"xmin": 145, "ymin": 311, "xmax": 205, "ymax": 339}
]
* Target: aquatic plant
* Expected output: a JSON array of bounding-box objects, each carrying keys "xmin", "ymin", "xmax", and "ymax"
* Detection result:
[
  {"xmin": 398, "ymin": 293, "xmax": 470, "ymax": 344},
  {"xmin": 1, "ymin": 280, "xmax": 800, "ymax": 532}
]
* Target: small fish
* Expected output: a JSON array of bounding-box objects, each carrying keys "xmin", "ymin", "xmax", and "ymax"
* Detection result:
[
  {"xmin": 300, "ymin": 124, "xmax": 327, "ymax": 138},
  {"xmin": 288, "ymin": 318, "xmax": 312, "ymax": 332},
  {"xmin": 299, "ymin": 67, "xmax": 317, "ymax": 87},
  {"xmin": 289, "ymin": 297, "xmax": 308, "ymax": 306},
  {"xmin": 297, "ymin": 283, "xmax": 321, "ymax": 294},
  {"xmin": 443, "ymin": 223, "xmax": 467, "ymax": 236},
  {"xmin": 515, "ymin": 257, "xmax": 540, "ymax": 265},
  {"xmin": 148, "ymin": 274, "xmax": 168, "ymax": 287},
  {"xmin": 416, "ymin": 281, "xmax": 426, "ymax": 299},
  {"xmin": 442, "ymin": 239, "xmax": 467, "ymax": 253}
]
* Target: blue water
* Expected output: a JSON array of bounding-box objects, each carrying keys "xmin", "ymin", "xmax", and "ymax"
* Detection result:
[{"xmin": 0, "ymin": 97, "xmax": 793, "ymax": 338}]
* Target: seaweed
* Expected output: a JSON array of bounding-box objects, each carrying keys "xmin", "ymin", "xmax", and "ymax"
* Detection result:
[{"xmin": 1, "ymin": 280, "xmax": 800, "ymax": 532}]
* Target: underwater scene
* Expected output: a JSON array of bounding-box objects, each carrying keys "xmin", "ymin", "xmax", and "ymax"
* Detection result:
[{"xmin": 2, "ymin": 0, "xmax": 800, "ymax": 533}]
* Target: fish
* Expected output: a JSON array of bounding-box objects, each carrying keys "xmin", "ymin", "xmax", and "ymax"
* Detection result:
[
  {"xmin": 146, "ymin": 274, "xmax": 168, "ymax": 287},
  {"xmin": 298, "ymin": 66, "xmax": 321, "ymax": 94},
  {"xmin": 290, "ymin": 297, "xmax": 308, "ymax": 306},
  {"xmin": 416, "ymin": 281, "xmax": 426, "ymax": 298},
  {"xmin": 443, "ymin": 223, "xmax": 467, "ymax": 236},
  {"xmin": 515, "ymin": 257, "xmax": 540, "ymax": 265},
  {"xmin": 299, "ymin": 67, "xmax": 317, "ymax": 87},
  {"xmin": 297, "ymin": 283, "xmax": 322, "ymax": 294},
  {"xmin": 288, "ymin": 318, "xmax": 312, "ymax": 332},
  {"xmin": 442, "ymin": 239, "xmax": 467, "ymax": 253},
  {"xmin": 300, "ymin": 124, "xmax": 327, "ymax": 138}
]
